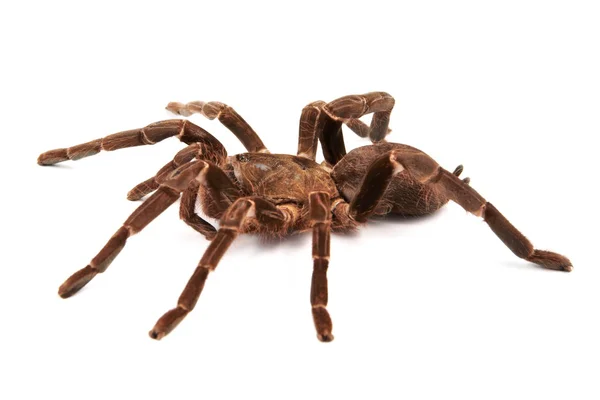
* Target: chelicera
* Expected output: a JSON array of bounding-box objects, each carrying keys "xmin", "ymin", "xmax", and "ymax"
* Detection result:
[{"xmin": 37, "ymin": 92, "xmax": 572, "ymax": 342}]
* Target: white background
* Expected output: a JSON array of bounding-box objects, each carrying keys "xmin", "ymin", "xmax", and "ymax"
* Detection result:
[{"xmin": 1, "ymin": 1, "xmax": 598, "ymax": 399}]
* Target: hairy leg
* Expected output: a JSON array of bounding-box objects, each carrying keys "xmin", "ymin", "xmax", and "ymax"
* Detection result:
[
  {"xmin": 308, "ymin": 192, "xmax": 334, "ymax": 342},
  {"xmin": 149, "ymin": 197, "xmax": 293, "ymax": 339},
  {"xmin": 179, "ymin": 182, "xmax": 218, "ymax": 240},
  {"xmin": 58, "ymin": 160, "xmax": 214, "ymax": 298},
  {"xmin": 38, "ymin": 120, "xmax": 222, "ymax": 165},
  {"xmin": 298, "ymin": 100, "xmax": 344, "ymax": 162},
  {"xmin": 298, "ymin": 92, "xmax": 395, "ymax": 164},
  {"xmin": 323, "ymin": 92, "xmax": 395, "ymax": 143},
  {"xmin": 127, "ymin": 143, "xmax": 204, "ymax": 201},
  {"xmin": 430, "ymin": 168, "xmax": 571, "ymax": 271},
  {"xmin": 345, "ymin": 149, "xmax": 571, "ymax": 271},
  {"xmin": 179, "ymin": 163, "xmax": 242, "ymax": 239},
  {"xmin": 126, "ymin": 121, "xmax": 229, "ymax": 199},
  {"xmin": 166, "ymin": 100, "xmax": 268, "ymax": 153}
]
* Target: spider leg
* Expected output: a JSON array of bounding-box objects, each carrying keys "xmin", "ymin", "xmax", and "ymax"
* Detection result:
[
  {"xmin": 428, "ymin": 167, "xmax": 572, "ymax": 271},
  {"xmin": 308, "ymin": 192, "xmax": 334, "ymax": 342},
  {"xmin": 351, "ymin": 149, "xmax": 571, "ymax": 271},
  {"xmin": 126, "ymin": 135, "xmax": 239, "ymax": 240},
  {"xmin": 179, "ymin": 164, "xmax": 242, "ymax": 240},
  {"xmin": 298, "ymin": 100, "xmax": 344, "ymax": 162},
  {"xmin": 38, "ymin": 119, "xmax": 224, "ymax": 166},
  {"xmin": 127, "ymin": 144, "xmax": 204, "ymax": 201},
  {"xmin": 58, "ymin": 160, "xmax": 212, "ymax": 298},
  {"xmin": 346, "ymin": 151, "xmax": 405, "ymax": 222},
  {"xmin": 323, "ymin": 92, "xmax": 395, "ymax": 143},
  {"xmin": 127, "ymin": 120, "xmax": 229, "ymax": 197},
  {"xmin": 128, "ymin": 141, "xmax": 241, "ymax": 240},
  {"xmin": 297, "ymin": 92, "xmax": 395, "ymax": 164},
  {"xmin": 149, "ymin": 197, "xmax": 291, "ymax": 340},
  {"xmin": 178, "ymin": 182, "xmax": 218, "ymax": 239},
  {"xmin": 166, "ymin": 100, "xmax": 268, "ymax": 153}
]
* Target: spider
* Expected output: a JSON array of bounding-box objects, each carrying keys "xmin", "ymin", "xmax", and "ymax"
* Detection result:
[{"xmin": 38, "ymin": 91, "xmax": 572, "ymax": 342}]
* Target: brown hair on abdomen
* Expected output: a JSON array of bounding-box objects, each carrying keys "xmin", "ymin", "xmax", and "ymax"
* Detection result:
[{"xmin": 331, "ymin": 143, "xmax": 449, "ymax": 217}]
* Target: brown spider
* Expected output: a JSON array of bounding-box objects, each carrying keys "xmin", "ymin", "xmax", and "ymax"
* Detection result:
[{"xmin": 38, "ymin": 91, "xmax": 572, "ymax": 342}]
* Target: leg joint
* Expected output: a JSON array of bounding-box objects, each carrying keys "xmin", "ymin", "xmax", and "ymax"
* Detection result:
[{"xmin": 309, "ymin": 192, "xmax": 331, "ymax": 223}]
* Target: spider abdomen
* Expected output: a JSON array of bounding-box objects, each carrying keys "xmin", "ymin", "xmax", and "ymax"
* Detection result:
[{"xmin": 331, "ymin": 143, "xmax": 449, "ymax": 217}]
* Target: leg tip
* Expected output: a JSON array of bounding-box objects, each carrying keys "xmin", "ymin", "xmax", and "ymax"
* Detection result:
[
  {"xmin": 58, "ymin": 286, "xmax": 75, "ymax": 299},
  {"xmin": 528, "ymin": 250, "xmax": 573, "ymax": 272},
  {"xmin": 317, "ymin": 332, "xmax": 335, "ymax": 342},
  {"xmin": 165, "ymin": 102, "xmax": 192, "ymax": 116},
  {"xmin": 58, "ymin": 265, "xmax": 98, "ymax": 298},
  {"xmin": 38, "ymin": 149, "xmax": 69, "ymax": 165},
  {"xmin": 149, "ymin": 329, "xmax": 165, "ymax": 340},
  {"xmin": 126, "ymin": 190, "xmax": 143, "ymax": 201},
  {"xmin": 149, "ymin": 307, "xmax": 188, "ymax": 340},
  {"xmin": 58, "ymin": 281, "xmax": 85, "ymax": 298},
  {"xmin": 312, "ymin": 306, "xmax": 334, "ymax": 342}
]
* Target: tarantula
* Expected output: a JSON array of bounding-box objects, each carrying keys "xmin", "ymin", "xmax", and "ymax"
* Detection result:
[{"xmin": 38, "ymin": 92, "xmax": 572, "ymax": 342}]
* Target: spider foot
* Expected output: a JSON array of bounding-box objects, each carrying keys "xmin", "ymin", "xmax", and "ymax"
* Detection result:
[
  {"xmin": 317, "ymin": 332, "xmax": 335, "ymax": 342},
  {"xmin": 165, "ymin": 101, "xmax": 206, "ymax": 117},
  {"xmin": 527, "ymin": 250, "xmax": 573, "ymax": 272},
  {"xmin": 149, "ymin": 306, "xmax": 189, "ymax": 340},
  {"xmin": 58, "ymin": 265, "xmax": 98, "ymax": 298},
  {"xmin": 165, "ymin": 102, "xmax": 191, "ymax": 116},
  {"xmin": 127, "ymin": 180, "xmax": 156, "ymax": 201},
  {"xmin": 38, "ymin": 149, "xmax": 70, "ymax": 165},
  {"xmin": 312, "ymin": 306, "xmax": 334, "ymax": 342}
]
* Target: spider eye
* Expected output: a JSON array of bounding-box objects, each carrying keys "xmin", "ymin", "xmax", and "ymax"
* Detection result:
[{"xmin": 236, "ymin": 154, "xmax": 249, "ymax": 162}]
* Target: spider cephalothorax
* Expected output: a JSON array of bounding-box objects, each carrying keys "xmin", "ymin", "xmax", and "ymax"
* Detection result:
[{"xmin": 38, "ymin": 92, "xmax": 572, "ymax": 342}]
